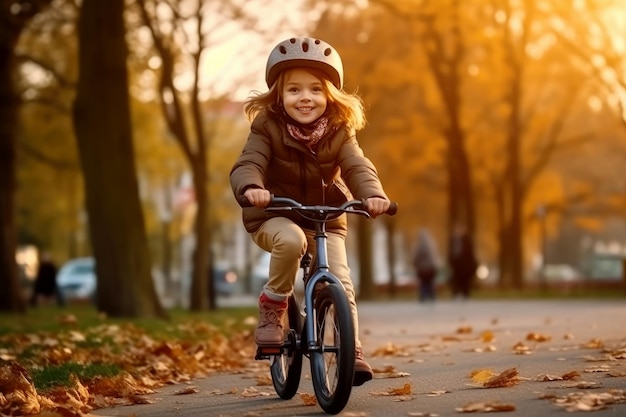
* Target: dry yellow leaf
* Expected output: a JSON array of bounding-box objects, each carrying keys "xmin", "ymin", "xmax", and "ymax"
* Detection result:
[
  {"xmin": 470, "ymin": 368, "xmax": 496, "ymax": 383},
  {"xmin": 483, "ymin": 367, "xmax": 519, "ymax": 388},
  {"xmin": 390, "ymin": 383, "xmax": 412, "ymax": 395},
  {"xmin": 481, "ymin": 330, "xmax": 495, "ymax": 343},
  {"xmin": 456, "ymin": 326, "xmax": 473, "ymax": 334},
  {"xmin": 299, "ymin": 392, "xmax": 317, "ymax": 406},
  {"xmin": 526, "ymin": 332, "xmax": 551, "ymax": 342}
]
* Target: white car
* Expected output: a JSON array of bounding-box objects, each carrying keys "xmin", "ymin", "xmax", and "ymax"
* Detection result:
[{"xmin": 56, "ymin": 257, "xmax": 97, "ymax": 301}]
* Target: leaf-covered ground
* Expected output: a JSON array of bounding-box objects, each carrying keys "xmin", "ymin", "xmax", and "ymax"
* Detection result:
[{"xmin": 0, "ymin": 311, "xmax": 258, "ymax": 417}]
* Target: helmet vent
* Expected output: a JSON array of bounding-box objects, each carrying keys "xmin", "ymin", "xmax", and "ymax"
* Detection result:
[
  {"xmin": 279, "ymin": 45, "xmax": 287, "ymax": 54},
  {"xmin": 324, "ymin": 48, "xmax": 332, "ymax": 56},
  {"xmin": 302, "ymin": 42, "xmax": 309, "ymax": 52}
]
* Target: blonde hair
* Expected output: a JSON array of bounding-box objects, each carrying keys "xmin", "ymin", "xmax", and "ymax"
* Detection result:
[{"xmin": 243, "ymin": 68, "xmax": 366, "ymax": 131}]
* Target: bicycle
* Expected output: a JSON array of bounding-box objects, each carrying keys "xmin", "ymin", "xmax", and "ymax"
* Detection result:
[{"xmin": 252, "ymin": 195, "xmax": 397, "ymax": 414}]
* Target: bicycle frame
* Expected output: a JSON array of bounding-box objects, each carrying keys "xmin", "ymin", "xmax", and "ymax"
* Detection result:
[{"xmin": 300, "ymin": 211, "xmax": 348, "ymax": 355}]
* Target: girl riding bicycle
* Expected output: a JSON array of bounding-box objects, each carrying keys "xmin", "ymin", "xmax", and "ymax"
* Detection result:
[{"xmin": 230, "ymin": 37, "xmax": 391, "ymax": 386}]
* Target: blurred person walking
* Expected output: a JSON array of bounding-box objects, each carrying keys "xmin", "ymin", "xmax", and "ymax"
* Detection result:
[
  {"xmin": 448, "ymin": 225, "xmax": 478, "ymax": 299},
  {"xmin": 30, "ymin": 251, "xmax": 64, "ymax": 307},
  {"xmin": 412, "ymin": 228, "xmax": 440, "ymax": 303}
]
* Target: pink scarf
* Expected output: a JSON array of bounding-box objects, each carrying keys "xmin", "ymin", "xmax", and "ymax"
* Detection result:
[{"xmin": 287, "ymin": 117, "xmax": 329, "ymax": 150}]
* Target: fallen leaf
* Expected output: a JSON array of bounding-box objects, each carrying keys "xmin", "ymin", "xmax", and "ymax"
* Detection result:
[
  {"xmin": 299, "ymin": 392, "xmax": 317, "ymax": 406},
  {"xmin": 559, "ymin": 381, "xmax": 603, "ymax": 389},
  {"xmin": 470, "ymin": 369, "xmax": 496, "ymax": 384},
  {"xmin": 536, "ymin": 374, "xmax": 563, "ymax": 381},
  {"xmin": 483, "ymin": 368, "xmax": 519, "ymax": 388},
  {"xmin": 390, "ymin": 383, "xmax": 412, "ymax": 395},
  {"xmin": 370, "ymin": 383, "xmax": 412, "ymax": 396},
  {"xmin": 585, "ymin": 365, "xmax": 611, "ymax": 373},
  {"xmin": 562, "ymin": 370, "xmax": 580, "ymax": 380},
  {"xmin": 455, "ymin": 401, "xmax": 516, "ymax": 412},
  {"xmin": 543, "ymin": 389, "xmax": 626, "ymax": 412},
  {"xmin": 456, "ymin": 326, "xmax": 473, "ymax": 334},
  {"xmin": 371, "ymin": 342, "xmax": 411, "ymax": 357},
  {"xmin": 426, "ymin": 390, "xmax": 449, "ymax": 397},
  {"xmin": 526, "ymin": 332, "xmax": 551, "ymax": 342},
  {"xmin": 174, "ymin": 386, "xmax": 198, "ymax": 395},
  {"xmin": 512, "ymin": 342, "xmax": 532, "ymax": 355},
  {"xmin": 241, "ymin": 386, "xmax": 272, "ymax": 397},
  {"xmin": 465, "ymin": 345, "xmax": 496, "ymax": 353},
  {"xmin": 581, "ymin": 338, "xmax": 604, "ymax": 349},
  {"xmin": 481, "ymin": 330, "xmax": 495, "ymax": 343}
]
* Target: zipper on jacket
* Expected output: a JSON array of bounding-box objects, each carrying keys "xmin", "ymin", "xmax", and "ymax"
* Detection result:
[{"xmin": 299, "ymin": 153, "xmax": 307, "ymax": 198}]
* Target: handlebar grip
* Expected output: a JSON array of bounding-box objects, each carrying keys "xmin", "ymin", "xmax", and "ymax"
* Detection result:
[
  {"xmin": 387, "ymin": 201, "xmax": 398, "ymax": 216},
  {"xmin": 238, "ymin": 193, "xmax": 276, "ymax": 208}
]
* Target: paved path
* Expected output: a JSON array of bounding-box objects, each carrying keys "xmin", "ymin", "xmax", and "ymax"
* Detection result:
[{"xmin": 94, "ymin": 299, "xmax": 626, "ymax": 417}]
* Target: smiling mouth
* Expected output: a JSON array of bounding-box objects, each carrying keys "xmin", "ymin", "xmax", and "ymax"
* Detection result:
[{"xmin": 297, "ymin": 107, "xmax": 314, "ymax": 112}]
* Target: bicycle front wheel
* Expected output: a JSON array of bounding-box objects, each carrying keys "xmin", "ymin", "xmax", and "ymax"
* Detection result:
[
  {"xmin": 270, "ymin": 294, "xmax": 303, "ymax": 399},
  {"xmin": 310, "ymin": 283, "xmax": 355, "ymax": 414}
]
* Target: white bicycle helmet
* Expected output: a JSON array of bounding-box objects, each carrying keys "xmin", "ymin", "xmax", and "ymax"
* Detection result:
[{"xmin": 265, "ymin": 37, "xmax": 344, "ymax": 89}]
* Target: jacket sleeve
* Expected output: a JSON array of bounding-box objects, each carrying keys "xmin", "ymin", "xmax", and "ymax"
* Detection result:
[
  {"xmin": 230, "ymin": 116, "xmax": 273, "ymax": 201},
  {"xmin": 336, "ymin": 131, "xmax": 388, "ymax": 201}
]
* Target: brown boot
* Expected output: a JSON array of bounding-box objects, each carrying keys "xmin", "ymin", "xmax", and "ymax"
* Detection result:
[
  {"xmin": 255, "ymin": 293, "xmax": 288, "ymax": 346},
  {"xmin": 353, "ymin": 345, "xmax": 373, "ymax": 386}
]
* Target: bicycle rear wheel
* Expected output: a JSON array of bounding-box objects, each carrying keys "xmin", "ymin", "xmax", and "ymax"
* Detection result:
[
  {"xmin": 310, "ymin": 283, "xmax": 355, "ymax": 414},
  {"xmin": 270, "ymin": 294, "xmax": 303, "ymax": 399}
]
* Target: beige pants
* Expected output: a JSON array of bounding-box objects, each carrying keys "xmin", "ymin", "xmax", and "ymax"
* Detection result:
[{"xmin": 251, "ymin": 216, "xmax": 361, "ymax": 340}]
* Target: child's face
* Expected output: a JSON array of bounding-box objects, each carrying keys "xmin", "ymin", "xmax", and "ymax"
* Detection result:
[{"xmin": 281, "ymin": 68, "xmax": 328, "ymax": 125}]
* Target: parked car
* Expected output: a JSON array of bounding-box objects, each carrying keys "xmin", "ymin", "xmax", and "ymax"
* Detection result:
[
  {"xmin": 56, "ymin": 257, "xmax": 97, "ymax": 302},
  {"xmin": 583, "ymin": 254, "xmax": 625, "ymax": 281},
  {"xmin": 213, "ymin": 266, "xmax": 239, "ymax": 296},
  {"xmin": 58, "ymin": 257, "xmax": 239, "ymax": 302},
  {"xmin": 541, "ymin": 264, "xmax": 581, "ymax": 283}
]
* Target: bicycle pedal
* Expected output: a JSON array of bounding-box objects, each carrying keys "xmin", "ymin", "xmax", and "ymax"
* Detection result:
[{"xmin": 255, "ymin": 345, "xmax": 282, "ymax": 359}]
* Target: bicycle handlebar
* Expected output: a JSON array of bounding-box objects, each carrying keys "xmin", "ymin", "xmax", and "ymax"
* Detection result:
[{"xmin": 239, "ymin": 194, "xmax": 398, "ymax": 216}]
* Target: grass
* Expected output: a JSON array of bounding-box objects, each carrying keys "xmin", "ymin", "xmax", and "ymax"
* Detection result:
[
  {"xmin": 31, "ymin": 362, "xmax": 121, "ymax": 391},
  {"xmin": 0, "ymin": 303, "xmax": 257, "ymax": 337}
]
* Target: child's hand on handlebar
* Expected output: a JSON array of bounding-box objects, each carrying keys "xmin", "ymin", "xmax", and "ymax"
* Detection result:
[
  {"xmin": 244, "ymin": 188, "xmax": 271, "ymax": 208},
  {"xmin": 364, "ymin": 197, "xmax": 390, "ymax": 217}
]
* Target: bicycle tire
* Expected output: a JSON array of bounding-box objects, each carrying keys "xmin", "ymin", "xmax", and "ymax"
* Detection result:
[
  {"xmin": 270, "ymin": 294, "xmax": 303, "ymax": 399},
  {"xmin": 310, "ymin": 283, "xmax": 355, "ymax": 414}
]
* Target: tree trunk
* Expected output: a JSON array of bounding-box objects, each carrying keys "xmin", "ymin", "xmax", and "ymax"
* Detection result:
[
  {"xmin": 189, "ymin": 164, "xmax": 211, "ymax": 311},
  {"xmin": 0, "ymin": 0, "xmax": 52, "ymax": 312},
  {"xmin": 0, "ymin": 36, "xmax": 24, "ymax": 312},
  {"xmin": 497, "ymin": 0, "xmax": 535, "ymax": 291},
  {"xmin": 385, "ymin": 216, "xmax": 397, "ymax": 298},
  {"xmin": 73, "ymin": 0, "xmax": 166, "ymax": 318},
  {"xmin": 356, "ymin": 217, "xmax": 374, "ymax": 299},
  {"xmin": 421, "ymin": 0, "xmax": 477, "ymax": 272}
]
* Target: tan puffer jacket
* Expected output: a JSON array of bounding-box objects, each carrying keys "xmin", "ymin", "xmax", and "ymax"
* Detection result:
[{"xmin": 230, "ymin": 111, "xmax": 388, "ymax": 236}]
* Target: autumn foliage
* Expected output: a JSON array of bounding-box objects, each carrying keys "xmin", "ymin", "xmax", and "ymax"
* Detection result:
[{"xmin": 0, "ymin": 313, "xmax": 256, "ymax": 416}]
